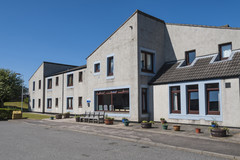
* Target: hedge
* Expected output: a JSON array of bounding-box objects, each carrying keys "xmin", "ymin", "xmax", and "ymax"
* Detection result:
[{"xmin": 0, "ymin": 108, "xmax": 19, "ymax": 120}]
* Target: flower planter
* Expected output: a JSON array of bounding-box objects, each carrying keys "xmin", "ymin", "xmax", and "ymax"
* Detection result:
[
  {"xmin": 55, "ymin": 114, "xmax": 62, "ymax": 119},
  {"xmin": 63, "ymin": 114, "xmax": 70, "ymax": 118},
  {"xmin": 211, "ymin": 128, "xmax": 227, "ymax": 137},
  {"xmin": 124, "ymin": 121, "xmax": 129, "ymax": 126},
  {"xmin": 50, "ymin": 117, "xmax": 54, "ymax": 120},
  {"xmin": 141, "ymin": 123, "xmax": 152, "ymax": 128},
  {"xmin": 122, "ymin": 119, "xmax": 128, "ymax": 123},
  {"xmin": 195, "ymin": 128, "xmax": 201, "ymax": 133},
  {"xmin": 173, "ymin": 125, "xmax": 180, "ymax": 131},
  {"xmin": 162, "ymin": 125, "xmax": 168, "ymax": 130},
  {"xmin": 105, "ymin": 119, "xmax": 114, "ymax": 125},
  {"xmin": 75, "ymin": 117, "xmax": 80, "ymax": 122},
  {"xmin": 211, "ymin": 124, "xmax": 216, "ymax": 128},
  {"xmin": 161, "ymin": 120, "xmax": 165, "ymax": 124}
]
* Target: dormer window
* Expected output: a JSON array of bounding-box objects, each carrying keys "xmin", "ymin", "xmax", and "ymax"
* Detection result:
[
  {"xmin": 185, "ymin": 50, "xmax": 196, "ymax": 65},
  {"xmin": 219, "ymin": 42, "xmax": 232, "ymax": 60}
]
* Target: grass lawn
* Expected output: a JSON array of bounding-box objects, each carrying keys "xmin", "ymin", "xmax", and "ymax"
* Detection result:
[
  {"xmin": 22, "ymin": 112, "xmax": 52, "ymax": 120},
  {"xmin": 4, "ymin": 102, "xmax": 28, "ymax": 111}
]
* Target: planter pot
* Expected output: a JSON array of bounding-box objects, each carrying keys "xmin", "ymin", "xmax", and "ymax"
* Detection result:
[
  {"xmin": 75, "ymin": 117, "xmax": 80, "ymax": 122},
  {"xmin": 63, "ymin": 114, "xmax": 70, "ymax": 118},
  {"xmin": 162, "ymin": 125, "xmax": 168, "ymax": 130},
  {"xmin": 173, "ymin": 125, "xmax": 180, "ymax": 131},
  {"xmin": 122, "ymin": 119, "xmax": 128, "ymax": 123},
  {"xmin": 50, "ymin": 117, "xmax": 54, "ymax": 120},
  {"xmin": 195, "ymin": 128, "xmax": 201, "ymax": 133},
  {"xmin": 211, "ymin": 124, "xmax": 216, "ymax": 128},
  {"xmin": 141, "ymin": 123, "xmax": 152, "ymax": 128},
  {"xmin": 55, "ymin": 114, "xmax": 62, "ymax": 119},
  {"xmin": 124, "ymin": 121, "xmax": 129, "ymax": 126},
  {"xmin": 161, "ymin": 120, "xmax": 165, "ymax": 124},
  {"xmin": 105, "ymin": 119, "xmax": 114, "ymax": 125},
  {"xmin": 211, "ymin": 128, "xmax": 227, "ymax": 137}
]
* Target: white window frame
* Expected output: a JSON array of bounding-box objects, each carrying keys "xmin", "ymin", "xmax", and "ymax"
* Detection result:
[
  {"xmin": 66, "ymin": 72, "xmax": 74, "ymax": 89},
  {"xmin": 93, "ymin": 61, "xmax": 101, "ymax": 76}
]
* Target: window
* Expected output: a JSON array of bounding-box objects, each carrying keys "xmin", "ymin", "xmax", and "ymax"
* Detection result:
[
  {"xmin": 39, "ymin": 80, "xmax": 41, "ymax": 89},
  {"xmin": 94, "ymin": 63, "xmax": 100, "ymax": 73},
  {"xmin": 47, "ymin": 79, "xmax": 52, "ymax": 89},
  {"xmin": 78, "ymin": 97, "xmax": 82, "ymax": 108},
  {"xmin": 142, "ymin": 88, "xmax": 148, "ymax": 113},
  {"xmin": 33, "ymin": 81, "xmax": 35, "ymax": 91},
  {"xmin": 141, "ymin": 51, "xmax": 153, "ymax": 73},
  {"xmin": 185, "ymin": 50, "xmax": 196, "ymax": 65},
  {"xmin": 55, "ymin": 98, "xmax": 58, "ymax": 107},
  {"xmin": 47, "ymin": 98, "xmax": 52, "ymax": 109},
  {"xmin": 107, "ymin": 56, "xmax": 114, "ymax": 76},
  {"xmin": 67, "ymin": 97, "xmax": 73, "ymax": 109},
  {"xmin": 79, "ymin": 72, "xmax": 83, "ymax": 82},
  {"xmin": 187, "ymin": 85, "xmax": 199, "ymax": 114},
  {"xmin": 32, "ymin": 99, "xmax": 35, "ymax": 108},
  {"xmin": 96, "ymin": 89, "xmax": 129, "ymax": 112},
  {"xmin": 67, "ymin": 74, "xmax": 73, "ymax": 87},
  {"xmin": 206, "ymin": 83, "xmax": 220, "ymax": 115},
  {"xmin": 170, "ymin": 86, "xmax": 181, "ymax": 113},
  {"xmin": 38, "ymin": 99, "xmax": 41, "ymax": 108},
  {"xmin": 219, "ymin": 42, "xmax": 232, "ymax": 60},
  {"xmin": 56, "ymin": 77, "xmax": 59, "ymax": 86}
]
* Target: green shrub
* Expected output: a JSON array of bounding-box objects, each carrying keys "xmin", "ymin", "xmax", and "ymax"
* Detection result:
[{"xmin": 0, "ymin": 108, "xmax": 19, "ymax": 120}]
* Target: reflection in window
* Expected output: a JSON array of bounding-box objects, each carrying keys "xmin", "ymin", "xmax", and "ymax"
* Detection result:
[
  {"xmin": 219, "ymin": 43, "xmax": 232, "ymax": 60},
  {"xmin": 185, "ymin": 50, "xmax": 196, "ymax": 65},
  {"xmin": 170, "ymin": 86, "xmax": 181, "ymax": 113},
  {"xmin": 187, "ymin": 85, "xmax": 199, "ymax": 114},
  {"xmin": 206, "ymin": 83, "xmax": 220, "ymax": 115}
]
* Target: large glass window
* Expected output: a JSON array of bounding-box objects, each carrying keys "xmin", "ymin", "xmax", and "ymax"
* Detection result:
[
  {"xmin": 206, "ymin": 83, "xmax": 220, "ymax": 115},
  {"xmin": 67, "ymin": 74, "xmax": 73, "ymax": 87},
  {"xmin": 142, "ymin": 88, "xmax": 148, "ymax": 113},
  {"xmin": 185, "ymin": 50, "xmax": 196, "ymax": 65},
  {"xmin": 96, "ymin": 89, "xmax": 129, "ymax": 112},
  {"xmin": 47, "ymin": 79, "xmax": 52, "ymax": 89},
  {"xmin": 107, "ymin": 56, "xmax": 114, "ymax": 76},
  {"xmin": 141, "ymin": 51, "xmax": 153, "ymax": 73},
  {"xmin": 170, "ymin": 86, "xmax": 181, "ymax": 113},
  {"xmin": 47, "ymin": 98, "xmax": 52, "ymax": 109},
  {"xmin": 187, "ymin": 85, "xmax": 199, "ymax": 114},
  {"xmin": 67, "ymin": 97, "xmax": 73, "ymax": 109},
  {"xmin": 219, "ymin": 42, "xmax": 232, "ymax": 60}
]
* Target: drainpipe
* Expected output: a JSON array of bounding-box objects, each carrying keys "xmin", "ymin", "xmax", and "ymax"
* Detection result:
[{"xmin": 62, "ymin": 74, "xmax": 64, "ymax": 114}]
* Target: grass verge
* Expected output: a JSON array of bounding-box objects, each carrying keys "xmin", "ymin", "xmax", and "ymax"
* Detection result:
[
  {"xmin": 4, "ymin": 102, "xmax": 28, "ymax": 111},
  {"xmin": 22, "ymin": 112, "xmax": 52, "ymax": 120}
]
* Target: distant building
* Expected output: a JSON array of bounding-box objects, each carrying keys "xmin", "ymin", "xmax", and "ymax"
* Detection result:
[{"xmin": 29, "ymin": 10, "xmax": 240, "ymax": 127}]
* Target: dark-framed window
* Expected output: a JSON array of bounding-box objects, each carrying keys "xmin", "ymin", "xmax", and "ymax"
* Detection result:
[
  {"xmin": 33, "ymin": 81, "xmax": 35, "ymax": 91},
  {"xmin": 96, "ymin": 89, "xmax": 129, "ymax": 112},
  {"xmin": 94, "ymin": 63, "xmax": 100, "ymax": 73},
  {"xmin": 56, "ymin": 77, "xmax": 59, "ymax": 86},
  {"xmin": 55, "ymin": 98, "xmax": 58, "ymax": 107},
  {"xmin": 38, "ymin": 99, "xmax": 41, "ymax": 108},
  {"xmin": 78, "ymin": 97, "xmax": 82, "ymax": 108},
  {"xmin": 142, "ymin": 88, "xmax": 148, "ymax": 113},
  {"xmin": 47, "ymin": 79, "xmax": 52, "ymax": 89},
  {"xmin": 141, "ymin": 51, "xmax": 154, "ymax": 73},
  {"xmin": 187, "ymin": 85, "xmax": 199, "ymax": 114},
  {"xmin": 170, "ymin": 86, "xmax": 181, "ymax": 113},
  {"xmin": 185, "ymin": 50, "xmax": 196, "ymax": 65},
  {"xmin": 32, "ymin": 99, "xmax": 35, "ymax": 108},
  {"xmin": 67, "ymin": 74, "xmax": 73, "ymax": 87},
  {"xmin": 79, "ymin": 72, "xmax": 83, "ymax": 82},
  {"xmin": 47, "ymin": 98, "xmax": 52, "ymax": 109},
  {"xmin": 67, "ymin": 97, "xmax": 73, "ymax": 109},
  {"xmin": 107, "ymin": 56, "xmax": 114, "ymax": 76},
  {"xmin": 39, "ymin": 80, "xmax": 41, "ymax": 89},
  {"xmin": 219, "ymin": 42, "xmax": 232, "ymax": 60},
  {"xmin": 206, "ymin": 83, "xmax": 220, "ymax": 115}
]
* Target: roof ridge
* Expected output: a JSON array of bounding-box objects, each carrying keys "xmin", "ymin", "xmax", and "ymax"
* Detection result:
[{"xmin": 166, "ymin": 23, "xmax": 240, "ymax": 30}]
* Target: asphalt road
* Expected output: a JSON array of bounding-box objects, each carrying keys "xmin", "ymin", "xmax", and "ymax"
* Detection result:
[{"xmin": 0, "ymin": 121, "xmax": 228, "ymax": 160}]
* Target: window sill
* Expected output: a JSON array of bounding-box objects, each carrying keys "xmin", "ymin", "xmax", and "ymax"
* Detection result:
[
  {"xmin": 67, "ymin": 86, "xmax": 74, "ymax": 89},
  {"xmin": 140, "ymin": 71, "xmax": 155, "ymax": 76},
  {"xmin": 106, "ymin": 76, "xmax": 114, "ymax": 80},
  {"xmin": 93, "ymin": 72, "xmax": 100, "ymax": 76}
]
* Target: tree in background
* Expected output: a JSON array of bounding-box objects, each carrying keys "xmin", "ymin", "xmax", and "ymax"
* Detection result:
[{"xmin": 0, "ymin": 69, "xmax": 24, "ymax": 107}]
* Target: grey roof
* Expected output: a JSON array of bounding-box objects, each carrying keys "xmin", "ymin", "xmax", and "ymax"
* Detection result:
[
  {"xmin": 150, "ymin": 52, "xmax": 240, "ymax": 85},
  {"xmin": 46, "ymin": 65, "xmax": 87, "ymax": 77}
]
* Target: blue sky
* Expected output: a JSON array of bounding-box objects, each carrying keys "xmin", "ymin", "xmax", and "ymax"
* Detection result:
[{"xmin": 0, "ymin": 0, "xmax": 239, "ymax": 86}]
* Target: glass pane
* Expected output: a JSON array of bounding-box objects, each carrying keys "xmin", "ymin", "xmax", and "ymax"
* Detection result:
[
  {"xmin": 110, "ymin": 58, "xmax": 114, "ymax": 73},
  {"xmin": 147, "ymin": 54, "xmax": 152, "ymax": 70},
  {"xmin": 188, "ymin": 51, "xmax": 196, "ymax": 64},
  {"xmin": 221, "ymin": 44, "xmax": 232, "ymax": 58},
  {"xmin": 113, "ymin": 93, "xmax": 129, "ymax": 111},
  {"xmin": 189, "ymin": 92, "xmax": 199, "ymax": 111},
  {"xmin": 141, "ymin": 53, "xmax": 146, "ymax": 69},
  {"xmin": 206, "ymin": 83, "xmax": 219, "ymax": 89},
  {"xmin": 173, "ymin": 93, "xmax": 178, "ymax": 110},
  {"xmin": 209, "ymin": 91, "xmax": 219, "ymax": 111}
]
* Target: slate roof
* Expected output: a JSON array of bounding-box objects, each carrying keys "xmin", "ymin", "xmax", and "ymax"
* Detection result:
[
  {"xmin": 150, "ymin": 52, "xmax": 240, "ymax": 85},
  {"xmin": 46, "ymin": 65, "xmax": 87, "ymax": 77}
]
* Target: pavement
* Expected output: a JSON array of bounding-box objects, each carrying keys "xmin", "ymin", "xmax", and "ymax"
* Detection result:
[{"xmin": 23, "ymin": 118, "xmax": 240, "ymax": 160}]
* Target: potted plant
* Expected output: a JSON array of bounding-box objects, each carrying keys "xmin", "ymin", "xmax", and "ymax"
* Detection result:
[
  {"xmin": 173, "ymin": 125, "xmax": 181, "ymax": 131},
  {"xmin": 104, "ymin": 115, "xmax": 114, "ymax": 125},
  {"xmin": 211, "ymin": 121, "xmax": 218, "ymax": 128},
  {"xmin": 195, "ymin": 128, "xmax": 201, "ymax": 133},
  {"xmin": 141, "ymin": 120, "xmax": 154, "ymax": 128},
  {"xmin": 160, "ymin": 118, "xmax": 166, "ymax": 124},
  {"xmin": 63, "ymin": 112, "xmax": 70, "ymax": 118},
  {"xmin": 50, "ymin": 116, "xmax": 54, "ymax": 120},
  {"xmin": 123, "ymin": 119, "xmax": 130, "ymax": 126},
  {"xmin": 122, "ymin": 117, "xmax": 128, "ymax": 123},
  {"xmin": 209, "ymin": 124, "xmax": 229, "ymax": 137},
  {"xmin": 55, "ymin": 113, "xmax": 62, "ymax": 119},
  {"xmin": 162, "ymin": 123, "xmax": 168, "ymax": 130},
  {"xmin": 75, "ymin": 115, "xmax": 80, "ymax": 122}
]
